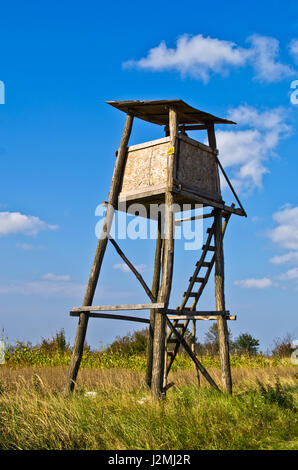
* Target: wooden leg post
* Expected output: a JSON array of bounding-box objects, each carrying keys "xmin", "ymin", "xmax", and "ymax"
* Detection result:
[
  {"xmin": 146, "ymin": 215, "xmax": 162, "ymax": 388},
  {"xmin": 151, "ymin": 193, "xmax": 175, "ymax": 398},
  {"xmin": 151, "ymin": 106, "xmax": 177, "ymax": 399},
  {"xmin": 64, "ymin": 114, "xmax": 134, "ymax": 394},
  {"xmin": 192, "ymin": 320, "xmax": 200, "ymax": 386},
  {"xmin": 214, "ymin": 209, "xmax": 232, "ymax": 394}
]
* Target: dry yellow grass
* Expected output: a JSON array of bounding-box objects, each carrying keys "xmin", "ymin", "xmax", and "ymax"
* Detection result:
[
  {"xmin": 0, "ymin": 364, "xmax": 296, "ymax": 393},
  {"xmin": 0, "ymin": 365, "xmax": 297, "ymax": 450}
]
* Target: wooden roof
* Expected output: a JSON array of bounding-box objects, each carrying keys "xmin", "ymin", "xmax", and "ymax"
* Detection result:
[{"xmin": 106, "ymin": 99, "xmax": 235, "ymax": 126}]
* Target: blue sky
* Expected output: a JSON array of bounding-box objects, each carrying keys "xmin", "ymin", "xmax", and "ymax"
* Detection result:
[{"xmin": 0, "ymin": 0, "xmax": 298, "ymax": 352}]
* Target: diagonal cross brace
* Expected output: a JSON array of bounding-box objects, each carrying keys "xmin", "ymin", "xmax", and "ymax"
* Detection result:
[
  {"xmin": 215, "ymin": 155, "xmax": 247, "ymax": 217},
  {"xmin": 165, "ymin": 209, "xmax": 234, "ymax": 376},
  {"xmin": 165, "ymin": 315, "xmax": 220, "ymax": 391},
  {"xmin": 108, "ymin": 236, "xmax": 156, "ymax": 303}
]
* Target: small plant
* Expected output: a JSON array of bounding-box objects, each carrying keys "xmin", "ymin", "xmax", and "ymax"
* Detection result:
[
  {"xmin": 271, "ymin": 334, "xmax": 295, "ymax": 357},
  {"xmin": 32, "ymin": 374, "xmax": 44, "ymax": 394},
  {"xmin": 257, "ymin": 377, "xmax": 296, "ymax": 411}
]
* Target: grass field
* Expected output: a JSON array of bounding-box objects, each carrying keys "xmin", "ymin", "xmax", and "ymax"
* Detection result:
[
  {"xmin": 3, "ymin": 342, "xmax": 293, "ymax": 369},
  {"xmin": 0, "ymin": 364, "xmax": 297, "ymax": 450}
]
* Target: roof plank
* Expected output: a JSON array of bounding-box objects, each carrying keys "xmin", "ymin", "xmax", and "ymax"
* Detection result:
[{"xmin": 106, "ymin": 99, "xmax": 236, "ymax": 126}]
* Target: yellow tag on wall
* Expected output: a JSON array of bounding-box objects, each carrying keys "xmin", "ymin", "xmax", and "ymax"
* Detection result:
[{"xmin": 168, "ymin": 146, "xmax": 175, "ymax": 155}]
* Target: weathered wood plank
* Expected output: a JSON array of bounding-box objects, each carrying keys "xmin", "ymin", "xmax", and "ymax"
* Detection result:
[
  {"xmin": 175, "ymin": 181, "xmax": 222, "ymax": 202},
  {"xmin": 174, "ymin": 186, "xmax": 244, "ymax": 216},
  {"xmin": 69, "ymin": 312, "xmax": 150, "ymax": 323},
  {"xmin": 167, "ymin": 315, "xmax": 236, "ymax": 321},
  {"xmin": 127, "ymin": 136, "xmax": 170, "ymax": 152},
  {"xmin": 175, "ymin": 212, "xmax": 214, "ymax": 225},
  {"xmin": 71, "ymin": 303, "xmax": 165, "ymax": 312},
  {"xmin": 178, "ymin": 132, "xmax": 216, "ymax": 154},
  {"xmin": 166, "ymin": 309, "xmax": 230, "ymax": 316}
]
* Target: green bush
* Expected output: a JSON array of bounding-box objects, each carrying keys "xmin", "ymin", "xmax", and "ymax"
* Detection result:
[{"xmin": 257, "ymin": 377, "xmax": 297, "ymax": 411}]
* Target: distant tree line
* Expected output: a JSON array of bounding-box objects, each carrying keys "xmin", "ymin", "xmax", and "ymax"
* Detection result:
[
  {"xmin": 104, "ymin": 324, "xmax": 296, "ymax": 358},
  {"xmin": 5, "ymin": 327, "xmax": 295, "ymax": 358}
]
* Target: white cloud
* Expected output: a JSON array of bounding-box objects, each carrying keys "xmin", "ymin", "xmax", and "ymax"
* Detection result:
[
  {"xmin": 226, "ymin": 105, "xmax": 289, "ymax": 132},
  {"xmin": 216, "ymin": 105, "xmax": 290, "ymax": 192},
  {"xmin": 251, "ymin": 216, "xmax": 263, "ymax": 223},
  {"xmin": 0, "ymin": 211, "xmax": 58, "ymax": 236},
  {"xmin": 237, "ymin": 206, "xmax": 298, "ymax": 290},
  {"xmin": 247, "ymin": 34, "xmax": 295, "ymax": 83},
  {"xmin": 289, "ymin": 39, "xmax": 298, "ymax": 63},
  {"xmin": 112, "ymin": 263, "xmax": 147, "ymax": 273},
  {"xmin": 264, "ymin": 206, "xmax": 298, "ymax": 290},
  {"xmin": 268, "ymin": 205, "xmax": 298, "ymax": 251},
  {"xmin": 0, "ymin": 277, "xmax": 137, "ymax": 300},
  {"xmin": 16, "ymin": 243, "xmax": 34, "ymax": 250},
  {"xmin": 124, "ymin": 33, "xmax": 295, "ymax": 83},
  {"xmin": 0, "ymin": 273, "xmax": 81, "ymax": 298},
  {"xmin": 42, "ymin": 273, "xmax": 71, "ymax": 281},
  {"xmin": 124, "ymin": 34, "xmax": 248, "ymax": 82},
  {"xmin": 16, "ymin": 242, "xmax": 45, "ymax": 251},
  {"xmin": 234, "ymin": 277, "xmax": 273, "ymax": 289},
  {"xmin": 0, "ymin": 279, "xmax": 84, "ymax": 298},
  {"xmin": 270, "ymin": 251, "xmax": 298, "ymax": 265},
  {"xmin": 278, "ymin": 268, "xmax": 298, "ymax": 281}
]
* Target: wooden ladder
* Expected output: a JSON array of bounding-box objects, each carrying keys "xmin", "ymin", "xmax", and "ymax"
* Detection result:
[{"xmin": 164, "ymin": 208, "xmax": 233, "ymax": 379}]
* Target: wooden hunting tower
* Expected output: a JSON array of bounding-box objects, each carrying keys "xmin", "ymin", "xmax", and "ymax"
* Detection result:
[{"xmin": 65, "ymin": 99, "xmax": 246, "ymax": 397}]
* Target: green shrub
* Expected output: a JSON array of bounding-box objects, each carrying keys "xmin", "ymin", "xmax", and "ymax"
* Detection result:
[{"xmin": 257, "ymin": 377, "xmax": 297, "ymax": 411}]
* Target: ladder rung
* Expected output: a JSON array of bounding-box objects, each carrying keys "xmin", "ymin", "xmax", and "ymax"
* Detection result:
[
  {"xmin": 193, "ymin": 277, "xmax": 205, "ymax": 283},
  {"xmin": 202, "ymin": 262, "xmax": 212, "ymax": 267},
  {"xmin": 167, "ymin": 339, "xmax": 179, "ymax": 344},
  {"xmin": 196, "ymin": 260, "xmax": 211, "ymax": 267},
  {"xmin": 184, "ymin": 292, "xmax": 197, "ymax": 298},
  {"xmin": 202, "ymin": 244, "xmax": 216, "ymax": 251}
]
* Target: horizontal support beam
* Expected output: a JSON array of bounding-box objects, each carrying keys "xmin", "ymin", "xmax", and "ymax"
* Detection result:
[
  {"xmin": 165, "ymin": 124, "xmax": 208, "ymax": 132},
  {"xmin": 71, "ymin": 303, "xmax": 165, "ymax": 312},
  {"xmin": 70, "ymin": 312, "xmax": 150, "ymax": 324},
  {"xmin": 166, "ymin": 309, "xmax": 230, "ymax": 316},
  {"xmin": 167, "ymin": 315, "xmax": 236, "ymax": 321},
  {"xmin": 181, "ymin": 125, "xmax": 208, "ymax": 131},
  {"xmin": 175, "ymin": 212, "xmax": 214, "ymax": 225},
  {"xmin": 177, "ymin": 188, "xmax": 244, "ymax": 216}
]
